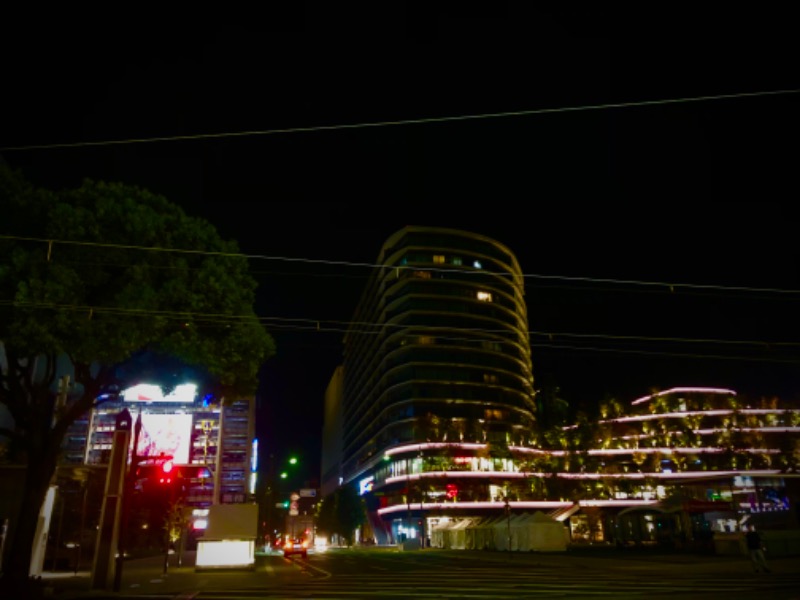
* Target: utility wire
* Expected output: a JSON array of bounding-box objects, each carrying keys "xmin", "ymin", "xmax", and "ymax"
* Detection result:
[
  {"xmin": 527, "ymin": 343, "xmax": 800, "ymax": 365},
  {"xmin": 2, "ymin": 89, "xmax": 798, "ymax": 152},
  {"xmin": 3, "ymin": 300, "xmax": 799, "ymax": 354},
  {"xmin": 3, "ymin": 237, "xmax": 800, "ymax": 362},
  {"xmin": 2, "ymin": 233, "xmax": 799, "ymax": 296}
]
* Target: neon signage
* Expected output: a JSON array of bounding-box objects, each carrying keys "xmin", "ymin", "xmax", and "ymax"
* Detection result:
[{"xmin": 359, "ymin": 476, "xmax": 375, "ymax": 495}]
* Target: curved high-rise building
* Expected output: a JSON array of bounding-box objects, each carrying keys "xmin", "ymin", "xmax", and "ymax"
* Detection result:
[{"xmin": 324, "ymin": 226, "xmax": 537, "ymax": 542}]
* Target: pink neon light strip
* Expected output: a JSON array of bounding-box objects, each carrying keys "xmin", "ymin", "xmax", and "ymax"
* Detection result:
[{"xmin": 631, "ymin": 387, "xmax": 737, "ymax": 406}]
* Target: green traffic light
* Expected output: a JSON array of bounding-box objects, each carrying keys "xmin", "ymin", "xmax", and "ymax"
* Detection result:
[
  {"xmin": 280, "ymin": 472, "xmax": 287, "ymax": 479},
  {"xmin": 283, "ymin": 501, "xmax": 289, "ymax": 508},
  {"xmin": 289, "ymin": 457, "xmax": 298, "ymax": 465}
]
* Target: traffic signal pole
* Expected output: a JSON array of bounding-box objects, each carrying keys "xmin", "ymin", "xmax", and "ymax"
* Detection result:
[
  {"xmin": 163, "ymin": 479, "xmax": 174, "ymax": 574},
  {"xmin": 113, "ymin": 411, "xmax": 142, "ymax": 592},
  {"xmin": 91, "ymin": 410, "xmax": 131, "ymax": 590}
]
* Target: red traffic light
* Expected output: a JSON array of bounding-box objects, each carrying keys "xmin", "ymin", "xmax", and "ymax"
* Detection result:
[{"xmin": 159, "ymin": 459, "xmax": 174, "ymax": 483}]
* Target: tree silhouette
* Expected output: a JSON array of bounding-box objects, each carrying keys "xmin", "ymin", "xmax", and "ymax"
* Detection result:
[{"xmin": 0, "ymin": 166, "xmax": 275, "ymax": 596}]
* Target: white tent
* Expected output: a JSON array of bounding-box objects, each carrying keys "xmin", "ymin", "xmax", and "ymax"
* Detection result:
[
  {"xmin": 491, "ymin": 513, "xmax": 551, "ymax": 551},
  {"xmin": 466, "ymin": 516, "xmax": 504, "ymax": 550},
  {"xmin": 525, "ymin": 510, "xmax": 569, "ymax": 552},
  {"xmin": 506, "ymin": 513, "xmax": 537, "ymax": 551},
  {"xmin": 448, "ymin": 517, "xmax": 475, "ymax": 550},
  {"xmin": 492, "ymin": 514, "xmax": 515, "ymax": 552},
  {"xmin": 447, "ymin": 512, "xmax": 570, "ymax": 552},
  {"xmin": 463, "ymin": 512, "xmax": 570, "ymax": 552},
  {"xmin": 430, "ymin": 519, "xmax": 457, "ymax": 549}
]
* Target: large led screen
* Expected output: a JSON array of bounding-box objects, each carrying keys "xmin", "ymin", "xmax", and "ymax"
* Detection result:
[{"xmin": 135, "ymin": 413, "xmax": 193, "ymax": 464}]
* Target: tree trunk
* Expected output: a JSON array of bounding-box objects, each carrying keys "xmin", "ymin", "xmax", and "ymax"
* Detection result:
[
  {"xmin": 0, "ymin": 446, "xmax": 58, "ymax": 599},
  {"xmin": 0, "ymin": 355, "xmax": 84, "ymax": 599}
]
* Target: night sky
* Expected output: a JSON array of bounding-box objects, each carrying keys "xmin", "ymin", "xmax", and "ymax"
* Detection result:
[{"xmin": 3, "ymin": 6, "xmax": 800, "ymax": 483}]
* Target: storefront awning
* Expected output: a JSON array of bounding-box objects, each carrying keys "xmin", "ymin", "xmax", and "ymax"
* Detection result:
[{"xmin": 548, "ymin": 504, "xmax": 580, "ymax": 522}]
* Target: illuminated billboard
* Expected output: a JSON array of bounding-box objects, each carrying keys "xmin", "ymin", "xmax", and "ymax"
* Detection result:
[
  {"xmin": 135, "ymin": 413, "xmax": 193, "ymax": 464},
  {"xmin": 122, "ymin": 383, "xmax": 197, "ymax": 403}
]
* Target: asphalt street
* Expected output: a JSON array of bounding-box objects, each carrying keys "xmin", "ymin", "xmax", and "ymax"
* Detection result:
[{"xmin": 34, "ymin": 545, "xmax": 800, "ymax": 599}]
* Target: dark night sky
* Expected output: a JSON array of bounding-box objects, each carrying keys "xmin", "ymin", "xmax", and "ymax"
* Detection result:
[{"xmin": 3, "ymin": 5, "xmax": 800, "ymax": 483}]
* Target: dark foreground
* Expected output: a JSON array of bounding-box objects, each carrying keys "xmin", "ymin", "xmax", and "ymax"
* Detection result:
[{"xmin": 23, "ymin": 544, "xmax": 800, "ymax": 600}]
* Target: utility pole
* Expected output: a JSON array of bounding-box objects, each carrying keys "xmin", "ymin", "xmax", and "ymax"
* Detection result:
[
  {"xmin": 266, "ymin": 453, "xmax": 275, "ymax": 546},
  {"xmin": 406, "ymin": 456, "xmax": 411, "ymax": 542},
  {"xmin": 75, "ymin": 480, "xmax": 89, "ymax": 575},
  {"xmin": 504, "ymin": 492, "xmax": 512, "ymax": 552},
  {"xmin": 91, "ymin": 409, "xmax": 131, "ymax": 590},
  {"xmin": 213, "ymin": 405, "xmax": 224, "ymax": 504},
  {"xmin": 162, "ymin": 460, "xmax": 177, "ymax": 575},
  {"xmin": 419, "ymin": 450, "xmax": 425, "ymax": 547}
]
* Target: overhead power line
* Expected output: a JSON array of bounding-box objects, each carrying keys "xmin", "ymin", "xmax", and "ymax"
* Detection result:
[
  {"xmin": 3, "ymin": 300, "xmax": 799, "ymax": 362},
  {"xmin": 2, "ymin": 234, "xmax": 799, "ymax": 296},
  {"xmin": 528, "ymin": 342, "xmax": 800, "ymax": 365},
  {"xmin": 2, "ymin": 89, "xmax": 798, "ymax": 152}
]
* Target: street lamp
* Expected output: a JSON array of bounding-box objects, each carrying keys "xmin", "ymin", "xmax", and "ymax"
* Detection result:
[
  {"xmin": 280, "ymin": 456, "xmax": 298, "ymax": 480},
  {"xmin": 265, "ymin": 454, "xmax": 300, "ymax": 546}
]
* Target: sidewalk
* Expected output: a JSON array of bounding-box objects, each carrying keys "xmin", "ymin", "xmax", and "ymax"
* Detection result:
[{"xmin": 41, "ymin": 550, "xmax": 270, "ymax": 598}]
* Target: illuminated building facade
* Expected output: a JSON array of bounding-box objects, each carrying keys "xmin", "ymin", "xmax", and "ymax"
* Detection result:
[
  {"xmin": 61, "ymin": 384, "xmax": 258, "ymax": 508},
  {"xmin": 573, "ymin": 386, "xmax": 800, "ymax": 545},
  {"xmin": 370, "ymin": 387, "xmax": 800, "ymax": 548},
  {"xmin": 322, "ymin": 225, "xmax": 800, "ymax": 548},
  {"xmin": 325, "ymin": 226, "xmax": 538, "ymax": 543}
]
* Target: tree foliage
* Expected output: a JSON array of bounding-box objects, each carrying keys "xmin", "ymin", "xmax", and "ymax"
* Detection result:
[
  {"xmin": 0, "ymin": 165, "xmax": 275, "ymax": 593},
  {"xmin": 314, "ymin": 484, "xmax": 367, "ymax": 546}
]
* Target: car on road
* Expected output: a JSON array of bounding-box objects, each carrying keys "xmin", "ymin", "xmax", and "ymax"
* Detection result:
[{"xmin": 283, "ymin": 537, "xmax": 308, "ymax": 558}]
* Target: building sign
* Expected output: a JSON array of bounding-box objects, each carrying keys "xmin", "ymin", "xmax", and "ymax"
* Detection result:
[
  {"xmin": 122, "ymin": 383, "xmax": 197, "ymax": 403},
  {"xmin": 358, "ymin": 476, "xmax": 374, "ymax": 495},
  {"xmin": 251, "ymin": 439, "xmax": 258, "ymax": 472}
]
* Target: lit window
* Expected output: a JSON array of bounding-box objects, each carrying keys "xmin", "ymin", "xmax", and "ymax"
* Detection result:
[
  {"xmin": 473, "ymin": 260, "xmax": 482, "ymax": 269},
  {"xmin": 476, "ymin": 291, "xmax": 492, "ymax": 302},
  {"xmin": 418, "ymin": 336, "xmax": 434, "ymax": 345},
  {"xmin": 433, "ymin": 255, "xmax": 446, "ymax": 264},
  {"xmin": 413, "ymin": 270, "xmax": 431, "ymax": 279},
  {"xmin": 483, "ymin": 373, "xmax": 498, "ymax": 384},
  {"xmin": 452, "ymin": 257, "xmax": 462, "ymax": 266}
]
